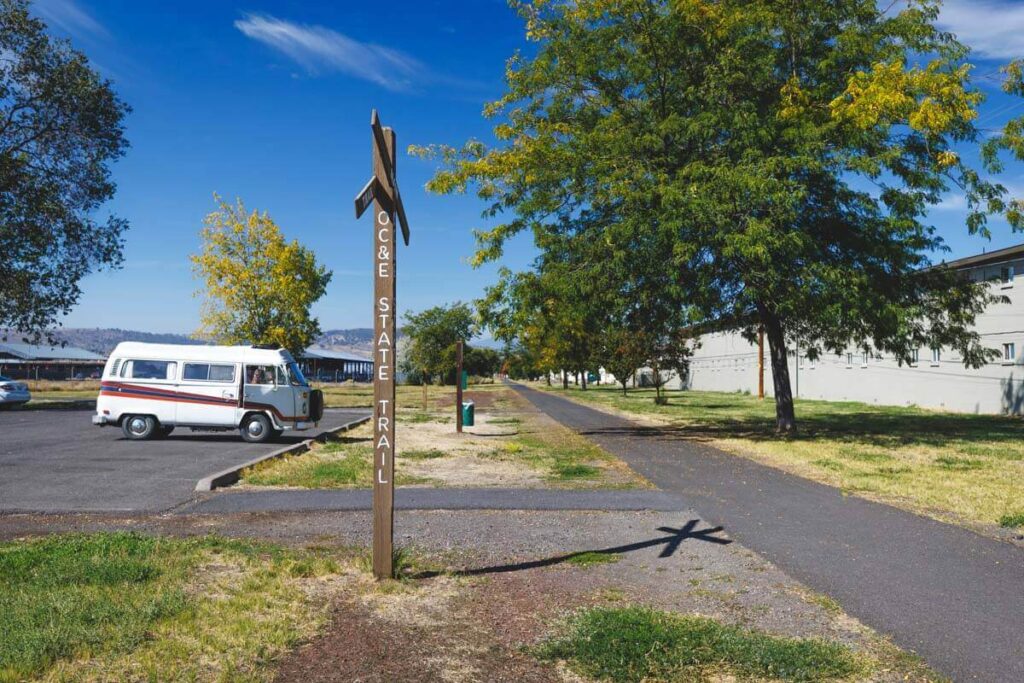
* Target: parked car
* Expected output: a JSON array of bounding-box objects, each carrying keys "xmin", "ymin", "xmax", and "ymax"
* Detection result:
[
  {"xmin": 93, "ymin": 342, "xmax": 324, "ymax": 442},
  {"xmin": 0, "ymin": 375, "xmax": 31, "ymax": 407}
]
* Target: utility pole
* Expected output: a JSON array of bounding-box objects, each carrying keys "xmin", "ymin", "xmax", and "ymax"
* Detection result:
[
  {"xmin": 455, "ymin": 340, "xmax": 464, "ymax": 433},
  {"xmin": 758, "ymin": 326, "xmax": 765, "ymax": 400},
  {"xmin": 794, "ymin": 339, "xmax": 800, "ymax": 399}
]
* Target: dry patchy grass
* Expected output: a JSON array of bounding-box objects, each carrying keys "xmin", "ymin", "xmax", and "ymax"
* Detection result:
[
  {"xmin": 539, "ymin": 384, "xmax": 1024, "ymax": 532},
  {"xmin": 245, "ymin": 385, "xmax": 648, "ymax": 489},
  {"xmin": 0, "ymin": 533, "xmax": 350, "ymax": 683}
]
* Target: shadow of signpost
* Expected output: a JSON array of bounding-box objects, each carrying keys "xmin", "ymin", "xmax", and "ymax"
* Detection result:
[{"xmin": 414, "ymin": 520, "xmax": 731, "ymax": 579}]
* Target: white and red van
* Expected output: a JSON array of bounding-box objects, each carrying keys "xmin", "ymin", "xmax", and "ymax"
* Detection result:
[{"xmin": 93, "ymin": 342, "xmax": 324, "ymax": 442}]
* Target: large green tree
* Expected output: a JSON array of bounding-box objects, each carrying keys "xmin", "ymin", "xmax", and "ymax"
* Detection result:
[
  {"xmin": 191, "ymin": 196, "xmax": 332, "ymax": 357},
  {"xmin": 1, "ymin": 0, "xmax": 130, "ymax": 340},
  {"xmin": 401, "ymin": 302, "xmax": 476, "ymax": 385},
  {"xmin": 416, "ymin": 0, "xmax": 1024, "ymax": 432}
]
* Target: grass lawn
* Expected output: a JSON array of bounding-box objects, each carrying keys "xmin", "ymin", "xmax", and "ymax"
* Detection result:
[
  {"xmin": 245, "ymin": 383, "xmax": 647, "ymax": 489},
  {"xmin": 0, "ymin": 529, "xmax": 931, "ymax": 682},
  {"xmin": 313, "ymin": 381, "xmax": 475, "ymax": 409},
  {"xmin": 14, "ymin": 380, "xmax": 100, "ymax": 403},
  {"xmin": 537, "ymin": 606, "xmax": 864, "ymax": 682},
  {"xmin": 537, "ymin": 383, "xmax": 1024, "ymax": 532},
  {"xmin": 0, "ymin": 532, "xmax": 346, "ymax": 682}
]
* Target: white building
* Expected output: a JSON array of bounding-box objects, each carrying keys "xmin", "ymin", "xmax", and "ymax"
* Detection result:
[{"xmin": 682, "ymin": 243, "xmax": 1024, "ymax": 414}]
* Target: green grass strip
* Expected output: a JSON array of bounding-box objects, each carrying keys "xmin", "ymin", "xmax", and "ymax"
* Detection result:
[{"xmin": 536, "ymin": 606, "xmax": 862, "ymax": 682}]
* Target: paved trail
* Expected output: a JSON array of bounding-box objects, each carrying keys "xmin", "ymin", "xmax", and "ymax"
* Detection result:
[{"xmin": 511, "ymin": 383, "xmax": 1024, "ymax": 683}]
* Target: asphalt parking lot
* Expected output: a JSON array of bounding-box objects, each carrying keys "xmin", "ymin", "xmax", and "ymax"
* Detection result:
[{"xmin": 0, "ymin": 407, "xmax": 370, "ymax": 513}]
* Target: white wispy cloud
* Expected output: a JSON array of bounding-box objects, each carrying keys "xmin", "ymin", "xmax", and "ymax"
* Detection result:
[
  {"xmin": 234, "ymin": 14, "xmax": 421, "ymax": 91},
  {"xmin": 937, "ymin": 0, "xmax": 1024, "ymax": 61},
  {"xmin": 935, "ymin": 193, "xmax": 967, "ymax": 211},
  {"xmin": 32, "ymin": 0, "xmax": 109, "ymax": 40}
]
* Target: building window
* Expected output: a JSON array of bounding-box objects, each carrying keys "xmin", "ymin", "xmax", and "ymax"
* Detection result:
[
  {"xmin": 909, "ymin": 349, "xmax": 919, "ymax": 367},
  {"xmin": 846, "ymin": 352, "xmax": 853, "ymax": 368},
  {"xmin": 931, "ymin": 347, "xmax": 941, "ymax": 366},
  {"xmin": 1001, "ymin": 265, "xmax": 1015, "ymax": 288},
  {"xmin": 1003, "ymin": 343, "xmax": 1016, "ymax": 364}
]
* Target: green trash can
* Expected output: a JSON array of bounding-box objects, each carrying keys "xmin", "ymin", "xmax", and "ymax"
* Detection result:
[{"xmin": 461, "ymin": 400, "xmax": 475, "ymax": 427}]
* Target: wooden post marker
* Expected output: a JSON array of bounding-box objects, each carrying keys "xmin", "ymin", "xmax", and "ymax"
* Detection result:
[
  {"xmin": 354, "ymin": 110, "xmax": 410, "ymax": 579},
  {"xmin": 455, "ymin": 340, "xmax": 464, "ymax": 433}
]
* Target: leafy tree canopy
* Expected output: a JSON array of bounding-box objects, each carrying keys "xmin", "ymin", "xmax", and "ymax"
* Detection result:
[
  {"xmin": 402, "ymin": 302, "xmax": 476, "ymax": 384},
  {"xmin": 191, "ymin": 196, "xmax": 332, "ymax": 357},
  {"xmin": 1, "ymin": 0, "xmax": 130, "ymax": 340},
  {"xmin": 416, "ymin": 0, "xmax": 1024, "ymax": 431}
]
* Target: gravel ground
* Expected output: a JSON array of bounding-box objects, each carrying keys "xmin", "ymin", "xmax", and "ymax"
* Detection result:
[{"xmin": 1, "ymin": 508, "xmax": 909, "ymax": 660}]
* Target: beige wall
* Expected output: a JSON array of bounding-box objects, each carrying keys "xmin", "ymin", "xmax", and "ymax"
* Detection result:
[{"xmin": 684, "ymin": 262, "xmax": 1024, "ymax": 414}]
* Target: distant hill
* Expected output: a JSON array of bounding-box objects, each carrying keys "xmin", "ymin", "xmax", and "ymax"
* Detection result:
[
  {"xmin": 317, "ymin": 328, "xmax": 374, "ymax": 356},
  {"xmin": 2, "ymin": 327, "xmax": 378, "ymax": 357}
]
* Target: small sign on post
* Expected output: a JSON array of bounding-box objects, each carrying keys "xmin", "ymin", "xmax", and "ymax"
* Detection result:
[{"xmin": 354, "ymin": 110, "xmax": 410, "ymax": 580}]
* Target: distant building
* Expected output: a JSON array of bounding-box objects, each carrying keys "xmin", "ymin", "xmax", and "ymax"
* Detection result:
[
  {"xmin": 0, "ymin": 342, "xmax": 107, "ymax": 380},
  {"xmin": 677, "ymin": 242, "xmax": 1024, "ymax": 415},
  {"xmin": 299, "ymin": 346, "xmax": 373, "ymax": 383}
]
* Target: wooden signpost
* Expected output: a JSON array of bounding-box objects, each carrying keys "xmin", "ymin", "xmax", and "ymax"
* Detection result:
[
  {"xmin": 455, "ymin": 340, "xmax": 464, "ymax": 433},
  {"xmin": 354, "ymin": 110, "xmax": 410, "ymax": 579}
]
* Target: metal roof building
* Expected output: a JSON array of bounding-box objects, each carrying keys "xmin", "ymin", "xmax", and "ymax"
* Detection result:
[
  {"xmin": 299, "ymin": 346, "xmax": 373, "ymax": 382},
  {"xmin": 0, "ymin": 342, "xmax": 107, "ymax": 380}
]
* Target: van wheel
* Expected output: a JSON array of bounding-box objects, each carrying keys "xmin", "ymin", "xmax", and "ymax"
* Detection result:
[
  {"xmin": 240, "ymin": 413, "xmax": 273, "ymax": 443},
  {"xmin": 122, "ymin": 415, "xmax": 157, "ymax": 440}
]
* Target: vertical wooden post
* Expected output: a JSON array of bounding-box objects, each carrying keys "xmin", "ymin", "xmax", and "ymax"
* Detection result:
[
  {"xmin": 455, "ymin": 340, "xmax": 464, "ymax": 433},
  {"xmin": 758, "ymin": 325, "xmax": 765, "ymax": 400},
  {"xmin": 372, "ymin": 127, "xmax": 397, "ymax": 580}
]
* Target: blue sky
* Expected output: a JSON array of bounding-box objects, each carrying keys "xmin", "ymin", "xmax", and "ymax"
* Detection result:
[{"xmin": 34, "ymin": 0, "xmax": 1024, "ymax": 334}]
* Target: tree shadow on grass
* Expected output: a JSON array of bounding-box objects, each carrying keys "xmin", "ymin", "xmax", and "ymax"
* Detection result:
[
  {"xmin": 577, "ymin": 398, "xmax": 1024, "ymax": 452},
  {"xmin": 413, "ymin": 520, "xmax": 731, "ymax": 579}
]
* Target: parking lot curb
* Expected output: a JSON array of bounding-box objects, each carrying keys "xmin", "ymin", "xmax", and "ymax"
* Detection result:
[{"xmin": 194, "ymin": 415, "xmax": 370, "ymax": 492}]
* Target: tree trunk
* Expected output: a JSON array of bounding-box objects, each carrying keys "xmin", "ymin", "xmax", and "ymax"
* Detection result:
[
  {"xmin": 760, "ymin": 308, "xmax": 797, "ymax": 433},
  {"xmin": 581, "ymin": 372, "xmax": 587, "ymax": 390},
  {"xmin": 562, "ymin": 370, "xmax": 568, "ymax": 389},
  {"xmin": 620, "ymin": 379, "xmax": 628, "ymax": 396},
  {"xmin": 546, "ymin": 372, "xmax": 551, "ymax": 386}
]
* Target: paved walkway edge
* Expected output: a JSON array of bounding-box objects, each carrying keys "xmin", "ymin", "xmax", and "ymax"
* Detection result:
[
  {"xmin": 508, "ymin": 382, "xmax": 1024, "ymax": 682},
  {"xmin": 179, "ymin": 487, "xmax": 687, "ymax": 514},
  {"xmin": 194, "ymin": 415, "xmax": 371, "ymax": 492}
]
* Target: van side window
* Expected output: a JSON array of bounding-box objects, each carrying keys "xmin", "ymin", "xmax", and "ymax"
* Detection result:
[
  {"xmin": 246, "ymin": 365, "xmax": 275, "ymax": 385},
  {"xmin": 209, "ymin": 364, "xmax": 236, "ymax": 382},
  {"xmin": 185, "ymin": 363, "xmax": 236, "ymax": 382},
  {"xmin": 183, "ymin": 363, "xmax": 209, "ymax": 381},
  {"xmin": 130, "ymin": 360, "xmax": 176, "ymax": 380}
]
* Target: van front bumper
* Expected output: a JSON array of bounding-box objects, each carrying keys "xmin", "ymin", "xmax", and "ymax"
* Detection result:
[{"xmin": 92, "ymin": 415, "xmax": 109, "ymax": 426}]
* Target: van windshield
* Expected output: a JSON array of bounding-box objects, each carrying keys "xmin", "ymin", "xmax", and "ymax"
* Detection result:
[{"xmin": 287, "ymin": 362, "xmax": 309, "ymax": 387}]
